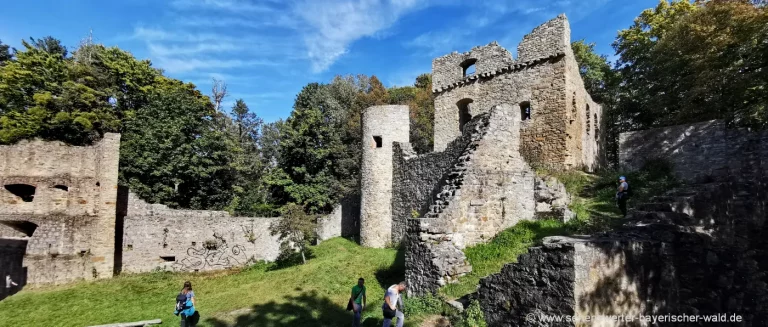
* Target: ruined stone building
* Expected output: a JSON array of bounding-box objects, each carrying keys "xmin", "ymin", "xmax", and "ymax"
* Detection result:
[
  {"xmin": 0, "ymin": 137, "xmax": 355, "ymax": 296},
  {"xmin": 359, "ymin": 15, "xmax": 602, "ymax": 294},
  {"xmin": 0, "ymin": 135, "xmax": 121, "ymax": 287}
]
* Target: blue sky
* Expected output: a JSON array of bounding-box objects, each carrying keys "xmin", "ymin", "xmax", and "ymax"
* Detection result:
[{"xmin": 0, "ymin": 0, "xmax": 660, "ymax": 123}]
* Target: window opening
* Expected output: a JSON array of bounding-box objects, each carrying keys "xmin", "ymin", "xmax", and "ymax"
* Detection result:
[
  {"xmin": 457, "ymin": 99, "xmax": 474, "ymax": 132},
  {"xmin": 520, "ymin": 102, "xmax": 532, "ymax": 121},
  {"xmin": 4, "ymin": 184, "xmax": 36, "ymax": 202}
]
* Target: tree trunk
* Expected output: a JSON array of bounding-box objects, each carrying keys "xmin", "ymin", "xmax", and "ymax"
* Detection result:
[{"xmin": 301, "ymin": 250, "xmax": 306, "ymax": 264}]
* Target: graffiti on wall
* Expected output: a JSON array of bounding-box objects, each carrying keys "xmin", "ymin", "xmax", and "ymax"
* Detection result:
[{"xmin": 173, "ymin": 243, "xmax": 248, "ymax": 271}]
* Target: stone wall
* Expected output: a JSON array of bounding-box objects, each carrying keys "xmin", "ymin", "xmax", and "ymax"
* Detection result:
[
  {"xmin": 431, "ymin": 14, "xmax": 602, "ymax": 171},
  {"xmin": 619, "ymin": 120, "xmax": 768, "ymax": 183},
  {"xmin": 406, "ymin": 104, "xmax": 538, "ymax": 296},
  {"xmin": 360, "ymin": 105, "xmax": 410, "ymax": 248},
  {"xmin": 477, "ymin": 176, "xmax": 768, "ymax": 326},
  {"xmin": 392, "ymin": 117, "xmax": 484, "ymax": 244},
  {"xmin": 316, "ymin": 195, "xmax": 360, "ymax": 244},
  {"xmin": 0, "ymin": 134, "xmax": 120, "ymax": 285},
  {"xmin": 479, "ymin": 236, "xmax": 674, "ymax": 327},
  {"xmin": 121, "ymin": 191, "xmax": 355, "ymax": 273}
]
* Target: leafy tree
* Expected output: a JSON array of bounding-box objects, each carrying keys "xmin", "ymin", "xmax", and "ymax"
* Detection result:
[
  {"xmin": 269, "ymin": 203, "xmax": 317, "ymax": 264},
  {"xmin": 119, "ymin": 78, "xmax": 238, "ymax": 209},
  {"xmin": 408, "ymin": 73, "xmax": 435, "ymax": 153},
  {"xmin": 0, "ymin": 40, "xmax": 11, "ymax": 64}
]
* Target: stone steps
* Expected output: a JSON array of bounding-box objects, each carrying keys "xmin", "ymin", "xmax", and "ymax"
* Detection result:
[{"xmin": 422, "ymin": 116, "xmax": 490, "ymax": 219}]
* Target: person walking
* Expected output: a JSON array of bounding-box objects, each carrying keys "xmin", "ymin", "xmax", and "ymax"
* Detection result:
[
  {"xmin": 616, "ymin": 176, "xmax": 630, "ymax": 218},
  {"xmin": 174, "ymin": 281, "xmax": 200, "ymax": 327},
  {"xmin": 349, "ymin": 278, "xmax": 367, "ymax": 327},
  {"xmin": 382, "ymin": 282, "xmax": 406, "ymax": 327}
]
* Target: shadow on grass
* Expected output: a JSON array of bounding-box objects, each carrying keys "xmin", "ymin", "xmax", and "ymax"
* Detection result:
[
  {"xmin": 205, "ymin": 289, "xmax": 347, "ymax": 327},
  {"xmin": 266, "ymin": 248, "xmax": 316, "ymax": 271},
  {"xmin": 204, "ymin": 288, "xmax": 408, "ymax": 327},
  {"xmin": 374, "ymin": 245, "xmax": 405, "ymax": 289}
]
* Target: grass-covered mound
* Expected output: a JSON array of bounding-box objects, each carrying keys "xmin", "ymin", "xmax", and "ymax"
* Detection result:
[{"xmin": 0, "ymin": 237, "xmax": 425, "ymax": 327}]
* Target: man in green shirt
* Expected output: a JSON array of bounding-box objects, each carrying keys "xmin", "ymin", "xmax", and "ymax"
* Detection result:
[{"xmin": 350, "ymin": 277, "xmax": 367, "ymax": 327}]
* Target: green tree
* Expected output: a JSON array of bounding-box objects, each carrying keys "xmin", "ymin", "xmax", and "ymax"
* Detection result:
[
  {"xmin": 119, "ymin": 78, "xmax": 238, "ymax": 209},
  {"xmin": 0, "ymin": 40, "xmax": 11, "ymax": 64},
  {"xmin": 269, "ymin": 203, "xmax": 317, "ymax": 264}
]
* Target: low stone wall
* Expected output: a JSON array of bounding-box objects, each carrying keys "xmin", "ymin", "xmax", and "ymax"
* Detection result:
[
  {"xmin": 121, "ymin": 192, "xmax": 357, "ymax": 274},
  {"xmin": 619, "ymin": 120, "xmax": 768, "ymax": 183},
  {"xmin": 479, "ymin": 236, "xmax": 673, "ymax": 326}
]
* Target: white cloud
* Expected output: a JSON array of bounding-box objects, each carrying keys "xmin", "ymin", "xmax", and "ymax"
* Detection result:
[
  {"xmin": 155, "ymin": 57, "xmax": 279, "ymax": 74},
  {"xmin": 292, "ymin": 0, "xmax": 432, "ymax": 72},
  {"xmin": 170, "ymin": 0, "xmax": 276, "ymax": 13}
]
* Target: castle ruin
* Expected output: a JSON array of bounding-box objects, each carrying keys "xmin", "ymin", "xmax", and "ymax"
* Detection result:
[{"xmin": 359, "ymin": 15, "xmax": 603, "ymax": 294}]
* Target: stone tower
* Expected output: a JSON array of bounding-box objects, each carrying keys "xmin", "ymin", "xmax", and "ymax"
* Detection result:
[{"xmin": 360, "ymin": 105, "xmax": 410, "ymax": 248}]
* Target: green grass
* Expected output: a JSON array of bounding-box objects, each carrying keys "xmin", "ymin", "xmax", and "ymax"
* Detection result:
[
  {"xmin": 440, "ymin": 219, "xmax": 567, "ymax": 299},
  {"xmin": 0, "ymin": 238, "xmax": 425, "ymax": 327}
]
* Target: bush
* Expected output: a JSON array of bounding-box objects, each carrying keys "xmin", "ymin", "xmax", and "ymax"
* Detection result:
[
  {"xmin": 402, "ymin": 293, "xmax": 444, "ymax": 316},
  {"xmin": 450, "ymin": 300, "xmax": 487, "ymax": 327}
]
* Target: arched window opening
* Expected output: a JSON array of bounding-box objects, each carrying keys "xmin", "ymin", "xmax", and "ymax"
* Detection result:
[
  {"xmin": 53, "ymin": 185, "xmax": 69, "ymax": 191},
  {"xmin": 457, "ymin": 99, "xmax": 474, "ymax": 132},
  {"xmin": 4, "ymin": 184, "xmax": 36, "ymax": 202},
  {"xmin": 460, "ymin": 59, "xmax": 477, "ymax": 77},
  {"xmin": 520, "ymin": 102, "xmax": 532, "ymax": 121},
  {"xmin": 0, "ymin": 221, "xmax": 38, "ymax": 237}
]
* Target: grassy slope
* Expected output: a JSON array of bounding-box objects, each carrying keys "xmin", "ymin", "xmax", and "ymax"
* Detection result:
[{"xmin": 0, "ymin": 238, "xmax": 423, "ymax": 327}]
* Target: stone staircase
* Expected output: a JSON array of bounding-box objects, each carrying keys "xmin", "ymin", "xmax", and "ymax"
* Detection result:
[{"xmin": 424, "ymin": 118, "xmax": 491, "ymax": 219}]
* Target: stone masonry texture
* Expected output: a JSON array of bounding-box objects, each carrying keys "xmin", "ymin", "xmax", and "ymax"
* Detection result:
[
  {"xmin": 431, "ymin": 14, "xmax": 602, "ymax": 172},
  {"xmin": 120, "ymin": 191, "xmax": 354, "ymax": 274},
  {"xmin": 0, "ymin": 134, "xmax": 357, "ymax": 286},
  {"xmin": 0, "ymin": 134, "xmax": 121, "ymax": 285},
  {"xmin": 360, "ymin": 105, "xmax": 410, "ymax": 248},
  {"xmin": 478, "ymin": 120, "xmax": 768, "ymax": 326},
  {"xmin": 120, "ymin": 192, "xmax": 282, "ymax": 273},
  {"xmin": 620, "ymin": 120, "xmax": 768, "ymax": 183},
  {"xmin": 405, "ymin": 104, "xmax": 539, "ymax": 296}
]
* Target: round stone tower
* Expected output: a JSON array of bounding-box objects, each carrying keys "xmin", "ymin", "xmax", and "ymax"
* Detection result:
[{"xmin": 360, "ymin": 105, "xmax": 410, "ymax": 248}]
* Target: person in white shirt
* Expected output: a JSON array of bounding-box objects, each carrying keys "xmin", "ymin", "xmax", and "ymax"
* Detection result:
[
  {"xmin": 5, "ymin": 275, "xmax": 17, "ymax": 289},
  {"xmin": 381, "ymin": 282, "xmax": 406, "ymax": 327}
]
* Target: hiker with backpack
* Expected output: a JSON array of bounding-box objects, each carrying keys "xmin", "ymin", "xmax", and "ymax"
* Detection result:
[
  {"xmin": 174, "ymin": 281, "xmax": 200, "ymax": 327},
  {"xmin": 348, "ymin": 277, "xmax": 367, "ymax": 327},
  {"xmin": 616, "ymin": 176, "xmax": 631, "ymax": 218}
]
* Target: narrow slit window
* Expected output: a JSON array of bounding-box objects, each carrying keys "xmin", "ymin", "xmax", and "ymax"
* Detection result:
[
  {"xmin": 160, "ymin": 256, "xmax": 176, "ymax": 262},
  {"xmin": 457, "ymin": 99, "xmax": 474, "ymax": 132},
  {"xmin": 53, "ymin": 185, "xmax": 69, "ymax": 191},
  {"xmin": 4, "ymin": 184, "xmax": 36, "ymax": 202},
  {"xmin": 520, "ymin": 102, "xmax": 532, "ymax": 121},
  {"xmin": 373, "ymin": 136, "xmax": 383, "ymax": 148}
]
